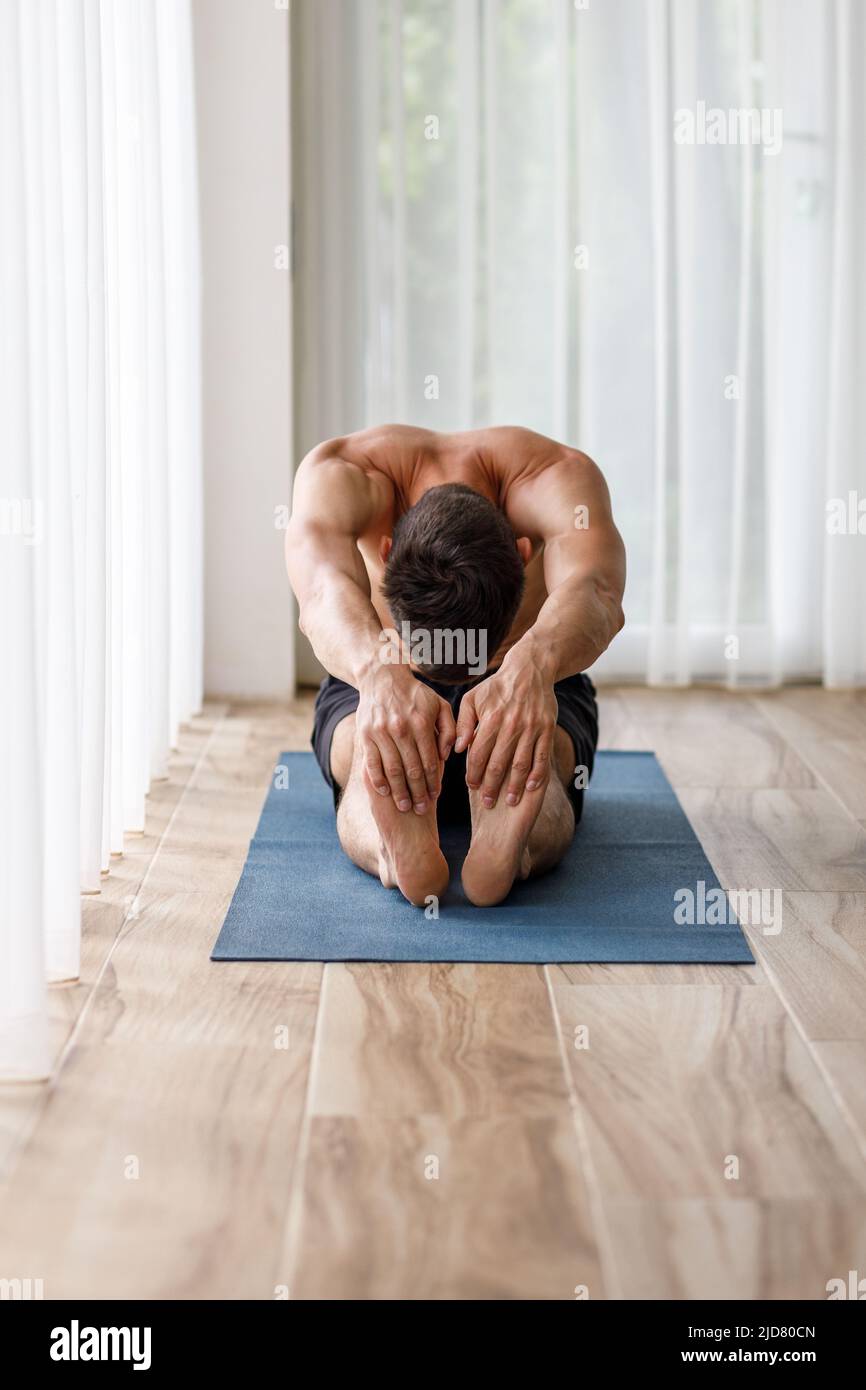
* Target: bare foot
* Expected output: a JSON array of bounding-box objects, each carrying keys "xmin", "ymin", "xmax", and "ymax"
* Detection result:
[
  {"xmin": 461, "ymin": 782, "xmax": 547, "ymax": 907},
  {"xmin": 364, "ymin": 772, "xmax": 450, "ymax": 907}
]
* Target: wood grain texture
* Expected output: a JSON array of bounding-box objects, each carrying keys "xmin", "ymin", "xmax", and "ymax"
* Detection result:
[
  {"xmin": 596, "ymin": 689, "xmax": 654, "ymax": 752},
  {"xmin": 603, "ymin": 1199, "xmax": 866, "ymax": 1300},
  {"xmin": 757, "ymin": 688, "xmax": 866, "ymax": 745},
  {"xmin": 796, "ymin": 742, "xmax": 866, "ymax": 820},
  {"xmin": 812, "ymin": 1042, "xmax": 866, "ymax": 1159},
  {"xmin": 284, "ymin": 1115, "xmax": 604, "ymax": 1300},
  {"xmin": 309, "ymin": 962, "xmax": 575, "ymax": 1118},
  {"xmin": 618, "ymin": 689, "xmax": 817, "ymax": 789},
  {"xmin": 549, "ymin": 982, "xmax": 866, "ymax": 1201},
  {"xmin": 281, "ymin": 960, "xmax": 608, "ymax": 1295},
  {"xmin": 554, "ymin": 961, "xmax": 761, "ymax": 988},
  {"xmin": 678, "ymin": 788, "xmax": 866, "ymax": 891},
  {"xmin": 744, "ymin": 894, "xmax": 866, "ymax": 1042}
]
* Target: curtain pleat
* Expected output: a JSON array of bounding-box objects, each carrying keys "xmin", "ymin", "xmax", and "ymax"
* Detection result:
[
  {"xmin": 0, "ymin": 0, "xmax": 50, "ymax": 1079},
  {"xmin": 388, "ymin": 0, "xmax": 408, "ymax": 418},
  {"xmin": 726, "ymin": 0, "xmax": 755, "ymax": 691},
  {"xmin": 80, "ymin": 0, "xmax": 109, "ymax": 892},
  {"xmin": 157, "ymin": 0, "xmax": 203, "ymax": 738},
  {"xmin": 0, "ymin": 0, "xmax": 202, "ymax": 1082},
  {"xmin": 455, "ymin": 0, "xmax": 479, "ymax": 428},
  {"xmin": 23, "ymin": 0, "xmax": 82, "ymax": 980},
  {"xmin": 824, "ymin": 0, "xmax": 866, "ymax": 685}
]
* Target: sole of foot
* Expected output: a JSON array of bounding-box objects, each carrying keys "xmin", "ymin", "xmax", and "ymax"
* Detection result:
[
  {"xmin": 460, "ymin": 782, "xmax": 546, "ymax": 907},
  {"xmin": 365, "ymin": 771, "xmax": 450, "ymax": 907}
]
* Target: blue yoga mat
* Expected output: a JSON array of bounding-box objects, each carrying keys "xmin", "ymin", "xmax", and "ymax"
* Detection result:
[{"xmin": 211, "ymin": 751, "xmax": 753, "ymax": 964}]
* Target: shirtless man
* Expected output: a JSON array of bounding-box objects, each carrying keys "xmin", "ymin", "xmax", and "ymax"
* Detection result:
[{"xmin": 285, "ymin": 425, "xmax": 625, "ymax": 908}]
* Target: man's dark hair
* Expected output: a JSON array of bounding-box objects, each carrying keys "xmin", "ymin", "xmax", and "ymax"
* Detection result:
[{"xmin": 382, "ymin": 483, "xmax": 525, "ymax": 682}]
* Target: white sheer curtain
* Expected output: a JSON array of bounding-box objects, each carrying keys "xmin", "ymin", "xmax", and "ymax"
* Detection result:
[
  {"xmin": 294, "ymin": 0, "xmax": 866, "ymax": 687},
  {"xmin": 0, "ymin": 0, "xmax": 202, "ymax": 1082}
]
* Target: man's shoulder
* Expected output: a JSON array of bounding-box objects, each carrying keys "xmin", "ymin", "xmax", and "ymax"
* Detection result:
[
  {"xmin": 483, "ymin": 429, "xmax": 600, "ymax": 497},
  {"xmin": 342, "ymin": 423, "xmax": 437, "ymax": 459}
]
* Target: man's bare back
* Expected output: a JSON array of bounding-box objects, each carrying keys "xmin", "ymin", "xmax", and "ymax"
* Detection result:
[
  {"xmin": 300, "ymin": 423, "xmax": 620, "ymax": 668},
  {"xmin": 286, "ymin": 424, "xmax": 626, "ymax": 907}
]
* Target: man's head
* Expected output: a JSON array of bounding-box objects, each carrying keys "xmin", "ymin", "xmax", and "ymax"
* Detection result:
[{"xmin": 380, "ymin": 483, "xmax": 530, "ymax": 682}]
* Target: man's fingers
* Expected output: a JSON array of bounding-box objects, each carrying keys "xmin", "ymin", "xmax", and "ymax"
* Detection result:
[
  {"xmin": 453, "ymin": 691, "xmax": 477, "ymax": 754},
  {"xmin": 465, "ymin": 718, "xmax": 499, "ymax": 792},
  {"xmin": 526, "ymin": 729, "xmax": 553, "ymax": 792},
  {"xmin": 436, "ymin": 699, "xmax": 457, "ymax": 761},
  {"xmin": 393, "ymin": 732, "xmax": 431, "ymax": 814},
  {"xmin": 478, "ymin": 727, "xmax": 519, "ymax": 808},
  {"xmin": 504, "ymin": 732, "xmax": 537, "ymax": 806},
  {"xmin": 415, "ymin": 724, "xmax": 442, "ymax": 800},
  {"xmin": 363, "ymin": 737, "xmax": 390, "ymax": 798},
  {"xmin": 375, "ymin": 732, "xmax": 413, "ymax": 812}
]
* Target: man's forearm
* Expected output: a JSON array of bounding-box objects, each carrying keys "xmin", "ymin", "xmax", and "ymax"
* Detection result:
[
  {"xmin": 298, "ymin": 574, "xmax": 394, "ymax": 689},
  {"xmin": 286, "ymin": 516, "xmax": 405, "ymax": 691},
  {"xmin": 505, "ymin": 577, "xmax": 623, "ymax": 684}
]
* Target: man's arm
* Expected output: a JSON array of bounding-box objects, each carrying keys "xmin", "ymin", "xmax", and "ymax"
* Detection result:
[
  {"xmin": 455, "ymin": 449, "xmax": 625, "ymax": 808},
  {"xmin": 286, "ymin": 449, "xmax": 455, "ymax": 814},
  {"xmin": 504, "ymin": 450, "xmax": 626, "ymax": 680},
  {"xmin": 286, "ymin": 453, "xmax": 385, "ymax": 689}
]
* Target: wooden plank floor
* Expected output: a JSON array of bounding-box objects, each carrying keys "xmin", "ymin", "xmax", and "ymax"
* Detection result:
[{"xmin": 1, "ymin": 686, "xmax": 865, "ymax": 1299}]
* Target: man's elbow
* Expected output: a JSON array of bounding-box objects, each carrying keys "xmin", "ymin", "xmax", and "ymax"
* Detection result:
[
  {"xmin": 295, "ymin": 587, "xmax": 322, "ymax": 640},
  {"xmin": 591, "ymin": 578, "xmax": 624, "ymax": 645},
  {"xmin": 597, "ymin": 607, "xmax": 623, "ymax": 657}
]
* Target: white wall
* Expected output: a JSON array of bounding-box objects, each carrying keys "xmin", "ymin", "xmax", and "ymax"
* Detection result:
[{"xmin": 192, "ymin": 0, "xmax": 294, "ymax": 699}]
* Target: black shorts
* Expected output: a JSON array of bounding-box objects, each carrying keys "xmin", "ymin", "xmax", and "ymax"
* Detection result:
[{"xmin": 311, "ymin": 668, "xmax": 599, "ymax": 825}]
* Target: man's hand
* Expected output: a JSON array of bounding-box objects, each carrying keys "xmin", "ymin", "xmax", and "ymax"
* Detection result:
[
  {"xmin": 454, "ymin": 656, "xmax": 558, "ymax": 809},
  {"xmin": 357, "ymin": 666, "xmax": 456, "ymax": 814}
]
